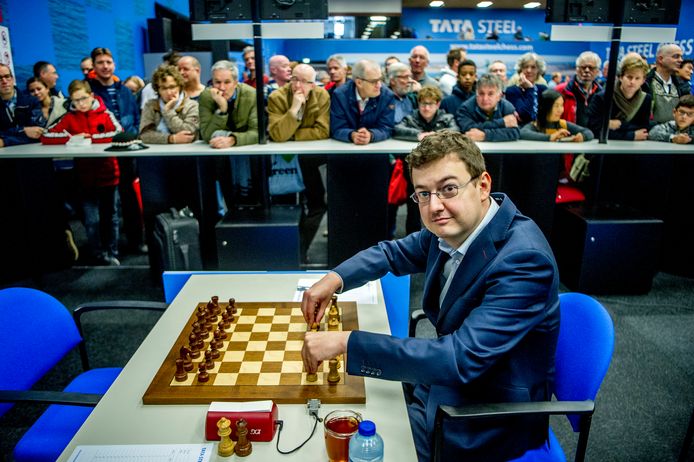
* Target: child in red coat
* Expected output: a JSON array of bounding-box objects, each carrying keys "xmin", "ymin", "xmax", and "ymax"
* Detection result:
[{"xmin": 42, "ymin": 80, "xmax": 123, "ymax": 265}]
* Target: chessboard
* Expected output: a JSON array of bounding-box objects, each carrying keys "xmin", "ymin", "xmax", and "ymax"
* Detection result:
[{"xmin": 143, "ymin": 297, "xmax": 365, "ymax": 404}]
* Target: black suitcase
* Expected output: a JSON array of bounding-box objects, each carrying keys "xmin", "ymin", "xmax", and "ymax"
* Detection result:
[{"xmin": 153, "ymin": 207, "xmax": 203, "ymax": 271}]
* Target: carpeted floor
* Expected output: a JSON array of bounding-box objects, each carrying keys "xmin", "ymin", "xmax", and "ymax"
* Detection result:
[{"xmin": 1, "ymin": 209, "xmax": 693, "ymax": 461}]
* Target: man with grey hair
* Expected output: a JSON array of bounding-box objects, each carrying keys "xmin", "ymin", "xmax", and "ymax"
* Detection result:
[
  {"xmin": 331, "ymin": 59, "xmax": 395, "ymax": 144},
  {"xmin": 268, "ymin": 63, "xmax": 330, "ymax": 262},
  {"xmin": 506, "ymin": 52, "xmax": 548, "ymax": 124},
  {"xmin": 643, "ymin": 43, "xmax": 688, "ymax": 123},
  {"xmin": 409, "ymin": 45, "xmax": 438, "ymax": 88},
  {"xmin": 488, "ymin": 60, "xmax": 508, "ymax": 86},
  {"xmin": 555, "ymin": 51, "xmax": 603, "ymax": 128},
  {"xmin": 387, "ymin": 62, "xmax": 420, "ymax": 124},
  {"xmin": 199, "ymin": 60, "xmax": 259, "ymax": 205},
  {"xmin": 325, "ymin": 54, "xmax": 349, "ymax": 94},
  {"xmin": 455, "ymin": 73, "xmax": 519, "ymax": 142}
]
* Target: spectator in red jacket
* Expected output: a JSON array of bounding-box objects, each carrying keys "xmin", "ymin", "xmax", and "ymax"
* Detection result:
[
  {"xmin": 554, "ymin": 51, "xmax": 603, "ymax": 177},
  {"xmin": 42, "ymin": 79, "xmax": 123, "ymax": 266}
]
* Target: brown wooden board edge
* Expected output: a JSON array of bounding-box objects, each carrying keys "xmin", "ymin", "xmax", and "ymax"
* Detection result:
[{"xmin": 142, "ymin": 301, "xmax": 365, "ymax": 405}]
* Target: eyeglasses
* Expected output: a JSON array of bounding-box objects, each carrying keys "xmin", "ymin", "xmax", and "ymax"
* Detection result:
[
  {"xmin": 358, "ymin": 77, "xmax": 382, "ymax": 86},
  {"xmin": 0, "ymin": 74, "xmax": 13, "ymax": 81},
  {"xmin": 395, "ymin": 74, "xmax": 412, "ymax": 80},
  {"xmin": 419, "ymin": 101, "xmax": 438, "ymax": 108},
  {"xmin": 578, "ymin": 65, "xmax": 598, "ymax": 71},
  {"xmin": 158, "ymin": 85, "xmax": 179, "ymax": 91},
  {"xmin": 72, "ymin": 96, "xmax": 92, "ymax": 104},
  {"xmin": 676, "ymin": 109, "xmax": 694, "ymax": 117},
  {"xmin": 290, "ymin": 76, "xmax": 314, "ymax": 85},
  {"xmin": 410, "ymin": 176, "xmax": 479, "ymax": 204}
]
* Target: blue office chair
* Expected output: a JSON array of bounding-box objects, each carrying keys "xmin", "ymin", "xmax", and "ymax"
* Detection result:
[
  {"xmin": 0, "ymin": 287, "xmax": 167, "ymax": 462},
  {"xmin": 417, "ymin": 292, "xmax": 614, "ymax": 462}
]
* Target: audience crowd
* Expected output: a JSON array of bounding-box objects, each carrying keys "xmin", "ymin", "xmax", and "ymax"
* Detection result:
[{"xmin": 1, "ymin": 42, "xmax": 693, "ymax": 264}]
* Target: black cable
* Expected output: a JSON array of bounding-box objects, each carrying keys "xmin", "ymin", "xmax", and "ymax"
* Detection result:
[{"xmin": 275, "ymin": 413, "xmax": 322, "ymax": 455}]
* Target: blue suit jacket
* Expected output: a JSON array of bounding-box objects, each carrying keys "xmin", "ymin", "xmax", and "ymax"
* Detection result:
[
  {"xmin": 455, "ymin": 97, "xmax": 520, "ymax": 142},
  {"xmin": 335, "ymin": 194, "xmax": 560, "ymax": 461},
  {"xmin": 330, "ymin": 79, "xmax": 395, "ymax": 142}
]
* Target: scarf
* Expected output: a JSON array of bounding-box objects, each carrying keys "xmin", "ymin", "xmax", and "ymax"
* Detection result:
[
  {"xmin": 613, "ymin": 82, "xmax": 646, "ymax": 123},
  {"xmin": 157, "ymin": 92, "xmax": 185, "ymax": 134}
]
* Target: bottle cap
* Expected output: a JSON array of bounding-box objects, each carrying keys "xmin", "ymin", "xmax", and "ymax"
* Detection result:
[{"xmin": 358, "ymin": 420, "xmax": 376, "ymax": 436}]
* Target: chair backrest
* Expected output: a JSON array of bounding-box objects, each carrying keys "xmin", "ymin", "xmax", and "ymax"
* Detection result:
[
  {"xmin": 0, "ymin": 287, "xmax": 82, "ymax": 417},
  {"xmin": 380, "ymin": 272, "xmax": 411, "ymax": 338},
  {"xmin": 556, "ymin": 292, "xmax": 615, "ymax": 431}
]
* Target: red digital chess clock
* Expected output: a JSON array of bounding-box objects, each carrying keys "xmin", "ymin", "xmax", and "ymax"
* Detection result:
[{"xmin": 205, "ymin": 401, "xmax": 279, "ymax": 442}]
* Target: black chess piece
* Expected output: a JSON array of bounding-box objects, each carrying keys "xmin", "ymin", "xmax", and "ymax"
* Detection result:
[{"xmin": 234, "ymin": 418, "xmax": 252, "ymax": 457}]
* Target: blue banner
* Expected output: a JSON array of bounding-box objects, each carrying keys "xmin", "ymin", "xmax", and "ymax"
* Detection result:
[{"xmin": 400, "ymin": 7, "xmax": 550, "ymax": 41}]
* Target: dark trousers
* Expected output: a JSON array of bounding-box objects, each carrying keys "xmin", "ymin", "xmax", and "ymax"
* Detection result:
[
  {"xmin": 298, "ymin": 154, "xmax": 327, "ymax": 260},
  {"xmin": 117, "ymin": 157, "xmax": 144, "ymax": 248},
  {"xmin": 82, "ymin": 185, "xmax": 119, "ymax": 258}
]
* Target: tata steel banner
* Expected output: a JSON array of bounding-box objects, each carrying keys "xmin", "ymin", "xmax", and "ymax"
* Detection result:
[{"xmin": 401, "ymin": 7, "xmax": 550, "ymax": 41}]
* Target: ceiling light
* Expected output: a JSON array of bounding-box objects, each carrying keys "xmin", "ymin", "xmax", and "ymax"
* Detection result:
[
  {"xmin": 523, "ymin": 1, "xmax": 541, "ymax": 7},
  {"xmin": 302, "ymin": 58, "xmax": 310, "ymax": 64},
  {"xmin": 370, "ymin": 16, "xmax": 388, "ymax": 21},
  {"xmin": 429, "ymin": 1, "xmax": 444, "ymax": 6},
  {"xmin": 477, "ymin": 1, "xmax": 493, "ymax": 7}
]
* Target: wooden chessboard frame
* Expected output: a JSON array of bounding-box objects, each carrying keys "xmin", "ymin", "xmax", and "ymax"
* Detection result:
[{"xmin": 143, "ymin": 301, "xmax": 365, "ymax": 404}]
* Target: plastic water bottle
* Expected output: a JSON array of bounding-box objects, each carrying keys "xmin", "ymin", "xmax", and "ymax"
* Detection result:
[{"xmin": 349, "ymin": 420, "xmax": 384, "ymax": 462}]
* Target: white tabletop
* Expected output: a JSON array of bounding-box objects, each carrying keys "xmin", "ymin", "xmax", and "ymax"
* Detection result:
[
  {"xmin": 2, "ymin": 138, "xmax": 693, "ymax": 159},
  {"xmin": 58, "ymin": 273, "xmax": 416, "ymax": 462}
]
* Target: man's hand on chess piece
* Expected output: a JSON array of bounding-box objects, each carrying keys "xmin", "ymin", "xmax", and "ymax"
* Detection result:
[
  {"xmin": 210, "ymin": 88, "xmax": 229, "ymax": 113},
  {"xmin": 210, "ymin": 135, "xmax": 236, "ymax": 149},
  {"xmin": 301, "ymin": 272, "xmax": 342, "ymax": 326},
  {"xmin": 302, "ymin": 331, "xmax": 351, "ymax": 374}
]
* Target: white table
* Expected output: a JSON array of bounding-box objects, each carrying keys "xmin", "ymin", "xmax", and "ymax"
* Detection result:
[
  {"xmin": 1, "ymin": 138, "xmax": 693, "ymax": 158},
  {"xmin": 58, "ymin": 273, "xmax": 416, "ymax": 462}
]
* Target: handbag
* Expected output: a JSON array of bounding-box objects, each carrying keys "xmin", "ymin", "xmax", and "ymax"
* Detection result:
[
  {"xmin": 569, "ymin": 154, "xmax": 591, "ymax": 183},
  {"xmin": 388, "ymin": 158, "xmax": 408, "ymax": 206},
  {"xmin": 268, "ymin": 154, "xmax": 305, "ymax": 195}
]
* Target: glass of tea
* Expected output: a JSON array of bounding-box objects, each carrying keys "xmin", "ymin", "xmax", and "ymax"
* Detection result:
[{"xmin": 323, "ymin": 409, "xmax": 362, "ymax": 462}]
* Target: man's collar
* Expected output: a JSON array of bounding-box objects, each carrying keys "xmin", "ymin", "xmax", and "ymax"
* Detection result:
[
  {"xmin": 438, "ymin": 196, "xmax": 499, "ymax": 256},
  {"xmin": 655, "ymin": 69, "xmax": 673, "ymax": 84},
  {"xmin": 355, "ymin": 87, "xmax": 369, "ymax": 104}
]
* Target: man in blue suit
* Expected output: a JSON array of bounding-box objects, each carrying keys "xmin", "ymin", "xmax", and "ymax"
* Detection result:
[
  {"xmin": 330, "ymin": 59, "xmax": 395, "ymax": 144},
  {"xmin": 302, "ymin": 131, "xmax": 560, "ymax": 461}
]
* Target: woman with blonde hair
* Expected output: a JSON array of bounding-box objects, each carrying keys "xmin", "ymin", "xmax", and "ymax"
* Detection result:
[{"xmin": 587, "ymin": 55, "xmax": 652, "ymax": 140}]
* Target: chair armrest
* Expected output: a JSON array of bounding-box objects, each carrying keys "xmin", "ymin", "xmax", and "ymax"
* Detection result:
[
  {"xmin": 73, "ymin": 301, "xmax": 168, "ymax": 370},
  {"xmin": 438, "ymin": 400, "xmax": 595, "ymax": 420},
  {"xmin": 408, "ymin": 309, "xmax": 427, "ymax": 337},
  {"xmin": 0, "ymin": 389, "xmax": 102, "ymax": 407},
  {"xmin": 433, "ymin": 400, "xmax": 595, "ymax": 462}
]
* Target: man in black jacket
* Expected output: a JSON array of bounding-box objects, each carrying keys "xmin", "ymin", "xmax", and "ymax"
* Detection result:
[{"xmin": 0, "ymin": 64, "xmax": 45, "ymax": 148}]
